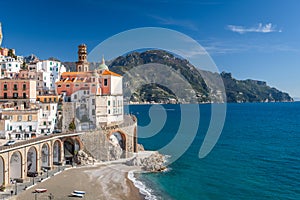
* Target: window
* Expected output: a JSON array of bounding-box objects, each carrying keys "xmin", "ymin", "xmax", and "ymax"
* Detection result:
[
  {"xmin": 19, "ymin": 126, "xmax": 22, "ymax": 131},
  {"xmin": 3, "ymin": 84, "xmax": 7, "ymax": 90},
  {"xmin": 13, "ymin": 84, "xmax": 17, "ymax": 90},
  {"xmin": 29, "ymin": 125, "xmax": 32, "ymax": 131},
  {"xmin": 104, "ymin": 79, "xmax": 108, "ymax": 86},
  {"xmin": 23, "ymin": 84, "xmax": 26, "ymax": 90},
  {"xmin": 92, "ymin": 109, "xmax": 95, "ymax": 115},
  {"xmin": 66, "ymin": 84, "xmax": 70, "ymax": 88},
  {"xmin": 108, "ymin": 100, "xmax": 110, "ymax": 106},
  {"xmin": 75, "ymin": 84, "xmax": 79, "ymax": 87},
  {"xmin": 74, "ymin": 95, "xmax": 77, "ymax": 99},
  {"xmin": 43, "ymin": 122, "xmax": 46, "ymax": 125},
  {"xmin": 4, "ymin": 93, "xmax": 7, "ymax": 99},
  {"xmin": 13, "ymin": 93, "xmax": 18, "ymax": 98},
  {"xmin": 92, "ymin": 99, "xmax": 95, "ymax": 105},
  {"xmin": 108, "ymin": 109, "xmax": 110, "ymax": 114},
  {"xmin": 28, "ymin": 115, "xmax": 32, "ymax": 121},
  {"xmin": 23, "ymin": 93, "xmax": 26, "ymax": 98},
  {"xmin": 18, "ymin": 115, "xmax": 22, "ymax": 121},
  {"xmin": 50, "ymin": 67, "xmax": 52, "ymax": 71},
  {"xmin": 58, "ymin": 85, "xmax": 61, "ymax": 88}
]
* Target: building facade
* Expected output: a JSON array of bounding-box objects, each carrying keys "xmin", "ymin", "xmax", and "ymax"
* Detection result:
[
  {"xmin": 37, "ymin": 95, "xmax": 60, "ymax": 134},
  {"xmin": 56, "ymin": 45, "xmax": 124, "ymax": 132}
]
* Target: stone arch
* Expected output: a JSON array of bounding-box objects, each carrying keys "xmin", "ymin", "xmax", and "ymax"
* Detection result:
[
  {"xmin": 41, "ymin": 143, "xmax": 50, "ymax": 168},
  {"xmin": 27, "ymin": 146, "xmax": 37, "ymax": 173},
  {"xmin": 63, "ymin": 138, "xmax": 75, "ymax": 165},
  {"xmin": 0, "ymin": 156, "xmax": 4, "ymax": 185},
  {"xmin": 73, "ymin": 137, "xmax": 82, "ymax": 152},
  {"xmin": 10, "ymin": 151, "xmax": 22, "ymax": 180},
  {"xmin": 53, "ymin": 140, "xmax": 62, "ymax": 164},
  {"xmin": 109, "ymin": 130, "xmax": 127, "ymax": 151}
]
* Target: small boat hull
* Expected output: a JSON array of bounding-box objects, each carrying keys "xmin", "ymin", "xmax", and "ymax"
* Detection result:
[
  {"xmin": 74, "ymin": 190, "xmax": 86, "ymax": 194},
  {"xmin": 35, "ymin": 188, "xmax": 47, "ymax": 193},
  {"xmin": 71, "ymin": 192, "xmax": 84, "ymax": 198}
]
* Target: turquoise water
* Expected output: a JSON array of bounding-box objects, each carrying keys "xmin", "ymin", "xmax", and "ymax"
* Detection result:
[{"xmin": 126, "ymin": 102, "xmax": 300, "ymax": 200}]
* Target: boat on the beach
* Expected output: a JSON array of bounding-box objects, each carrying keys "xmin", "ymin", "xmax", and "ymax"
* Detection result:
[
  {"xmin": 70, "ymin": 192, "xmax": 84, "ymax": 198},
  {"xmin": 35, "ymin": 188, "xmax": 47, "ymax": 193},
  {"xmin": 73, "ymin": 190, "xmax": 86, "ymax": 194}
]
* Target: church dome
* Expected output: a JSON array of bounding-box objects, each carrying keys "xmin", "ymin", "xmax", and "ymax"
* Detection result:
[{"xmin": 98, "ymin": 56, "xmax": 108, "ymax": 70}]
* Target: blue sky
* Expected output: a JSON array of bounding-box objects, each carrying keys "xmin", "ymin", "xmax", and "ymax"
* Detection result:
[{"xmin": 1, "ymin": 0, "xmax": 300, "ymax": 97}]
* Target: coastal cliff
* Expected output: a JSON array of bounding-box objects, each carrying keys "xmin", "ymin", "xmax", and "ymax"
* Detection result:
[
  {"xmin": 61, "ymin": 50, "xmax": 293, "ymax": 103},
  {"xmin": 108, "ymin": 50, "xmax": 293, "ymax": 103}
]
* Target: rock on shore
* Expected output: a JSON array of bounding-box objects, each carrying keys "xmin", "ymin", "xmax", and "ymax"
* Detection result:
[{"xmin": 126, "ymin": 151, "xmax": 167, "ymax": 172}]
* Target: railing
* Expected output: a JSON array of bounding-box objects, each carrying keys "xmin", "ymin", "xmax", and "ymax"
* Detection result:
[
  {"xmin": 0, "ymin": 131, "xmax": 85, "ymax": 153},
  {"xmin": 0, "ymin": 115, "xmax": 137, "ymax": 152}
]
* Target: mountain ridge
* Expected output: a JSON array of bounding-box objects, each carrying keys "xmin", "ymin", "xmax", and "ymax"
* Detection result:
[{"xmin": 61, "ymin": 50, "xmax": 293, "ymax": 104}]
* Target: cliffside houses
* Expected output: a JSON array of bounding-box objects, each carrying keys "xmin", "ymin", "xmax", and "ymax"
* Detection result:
[
  {"xmin": 56, "ymin": 44, "xmax": 124, "ymax": 132},
  {"xmin": 0, "ymin": 44, "xmax": 124, "ymax": 139}
]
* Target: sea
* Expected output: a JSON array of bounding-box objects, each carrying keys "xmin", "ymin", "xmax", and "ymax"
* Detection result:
[{"xmin": 125, "ymin": 102, "xmax": 300, "ymax": 200}]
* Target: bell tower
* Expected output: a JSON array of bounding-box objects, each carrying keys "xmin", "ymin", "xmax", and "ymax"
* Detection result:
[{"xmin": 76, "ymin": 44, "xmax": 89, "ymax": 72}]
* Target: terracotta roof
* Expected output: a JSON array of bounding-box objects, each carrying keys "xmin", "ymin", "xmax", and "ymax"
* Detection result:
[
  {"xmin": 102, "ymin": 70, "xmax": 122, "ymax": 77},
  {"xmin": 61, "ymin": 72, "xmax": 92, "ymax": 76}
]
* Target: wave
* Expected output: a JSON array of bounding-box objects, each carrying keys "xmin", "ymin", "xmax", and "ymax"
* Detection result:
[{"xmin": 128, "ymin": 170, "xmax": 158, "ymax": 200}]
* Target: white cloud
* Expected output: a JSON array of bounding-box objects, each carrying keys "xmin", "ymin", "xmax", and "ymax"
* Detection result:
[
  {"xmin": 149, "ymin": 15, "xmax": 199, "ymax": 31},
  {"xmin": 227, "ymin": 23, "xmax": 281, "ymax": 34}
]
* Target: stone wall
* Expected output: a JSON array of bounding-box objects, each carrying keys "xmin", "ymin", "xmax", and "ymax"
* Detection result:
[
  {"xmin": 78, "ymin": 115, "xmax": 138, "ymax": 162},
  {"xmin": 62, "ymin": 102, "xmax": 75, "ymax": 132},
  {"xmin": 79, "ymin": 129, "xmax": 110, "ymax": 161}
]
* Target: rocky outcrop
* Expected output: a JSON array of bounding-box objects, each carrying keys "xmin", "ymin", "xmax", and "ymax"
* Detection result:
[
  {"xmin": 76, "ymin": 150, "xmax": 96, "ymax": 165},
  {"xmin": 126, "ymin": 151, "xmax": 166, "ymax": 172},
  {"xmin": 108, "ymin": 142, "xmax": 123, "ymax": 160}
]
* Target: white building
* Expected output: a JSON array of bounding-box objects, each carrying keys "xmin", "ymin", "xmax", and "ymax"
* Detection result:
[
  {"xmin": 95, "ymin": 70, "xmax": 124, "ymax": 125},
  {"xmin": 28, "ymin": 60, "xmax": 66, "ymax": 94},
  {"xmin": 0, "ymin": 56, "xmax": 22, "ymax": 78},
  {"xmin": 38, "ymin": 102, "xmax": 58, "ymax": 134},
  {"xmin": 0, "ymin": 108, "xmax": 41, "ymax": 139},
  {"xmin": 71, "ymin": 90, "xmax": 96, "ymax": 131},
  {"xmin": 36, "ymin": 95, "xmax": 60, "ymax": 134}
]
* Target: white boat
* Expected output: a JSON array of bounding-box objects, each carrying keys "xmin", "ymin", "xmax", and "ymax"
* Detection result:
[
  {"xmin": 35, "ymin": 188, "xmax": 47, "ymax": 193},
  {"xmin": 71, "ymin": 192, "xmax": 84, "ymax": 198},
  {"xmin": 74, "ymin": 190, "xmax": 86, "ymax": 194}
]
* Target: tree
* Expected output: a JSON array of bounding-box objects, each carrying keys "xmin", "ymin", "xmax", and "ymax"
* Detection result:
[
  {"xmin": 22, "ymin": 61, "xmax": 27, "ymax": 70},
  {"xmin": 8, "ymin": 49, "xmax": 17, "ymax": 59},
  {"xmin": 68, "ymin": 118, "xmax": 76, "ymax": 131}
]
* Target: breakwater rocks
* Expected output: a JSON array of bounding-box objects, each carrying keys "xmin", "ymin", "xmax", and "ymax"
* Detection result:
[
  {"xmin": 76, "ymin": 150, "xmax": 96, "ymax": 165},
  {"xmin": 126, "ymin": 151, "xmax": 167, "ymax": 172}
]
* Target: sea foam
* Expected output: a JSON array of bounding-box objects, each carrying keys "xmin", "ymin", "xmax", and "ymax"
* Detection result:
[{"xmin": 128, "ymin": 170, "xmax": 158, "ymax": 200}]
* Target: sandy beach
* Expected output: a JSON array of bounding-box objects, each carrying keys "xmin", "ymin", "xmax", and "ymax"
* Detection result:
[{"xmin": 11, "ymin": 163, "xmax": 143, "ymax": 200}]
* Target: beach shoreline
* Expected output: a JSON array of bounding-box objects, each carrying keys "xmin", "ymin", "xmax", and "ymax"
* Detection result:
[{"xmin": 10, "ymin": 163, "xmax": 144, "ymax": 200}]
